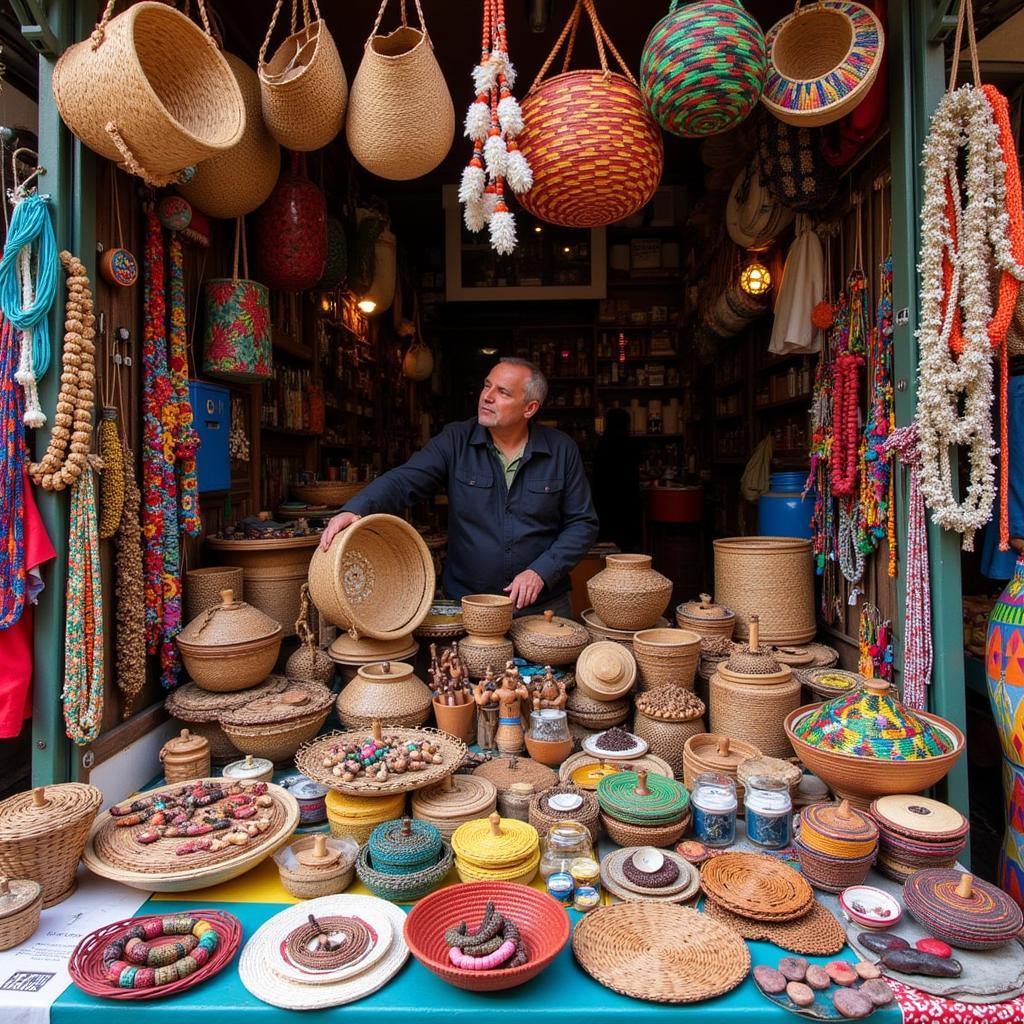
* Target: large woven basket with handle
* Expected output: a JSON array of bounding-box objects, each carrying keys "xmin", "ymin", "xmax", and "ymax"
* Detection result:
[{"xmin": 516, "ymin": 0, "xmax": 664, "ymax": 228}]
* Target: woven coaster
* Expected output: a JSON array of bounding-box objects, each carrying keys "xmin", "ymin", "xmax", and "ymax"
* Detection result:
[
  {"xmin": 572, "ymin": 903, "xmax": 750, "ymax": 1003},
  {"xmin": 702, "ymin": 897, "xmax": 846, "ymax": 955},
  {"xmin": 601, "ymin": 849, "xmax": 701, "ymax": 905},
  {"xmin": 700, "ymin": 852, "xmax": 814, "ymax": 922}
]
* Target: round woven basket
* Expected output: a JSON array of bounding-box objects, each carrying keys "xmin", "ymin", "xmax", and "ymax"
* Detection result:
[
  {"xmin": 0, "ymin": 878, "xmax": 42, "ymax": 951},
  {"xmin": 219, "ymin": 679, "xmax": 334, "ymax": 762},
  {"xmin": 633, "ymin": 628, "xmax": 701, "ymax": 691},
  {"xmin": 274, "ymin": 834, "xmax": 358, "ymax": 899},
  {"xmin": 792, "ymin": 835, "xmax": 875, "ymax": 893},
  {"xmin": 633, "ymin": 709, "xmax": 705, "ymax": 778},
  {"xmin": 458, "ymin": 636, "xmax": 514, "ymax": 680},
  {"xmin": 184, "ymin": 566, "xmax": 245, "ymax": 624},
  {"xmin": 461, "ymin": 594, "xmax": 514, "ymax": 637},
  {"xmin": 258, "ymin": 0, "xmax": 347, "ymax": 151},
  {"xmin": 0, "ymin": 785, "xmax": 102, "ymax": 907},
  {"xmin": 325, "ymin": 790, "xmax": 407, "ymax": 845},
  {"xmin": 529, "ymin": 784, "xmax": 600, "ymax": 842},
  {"xmin": 308, "ymin": 514, "xmax": 435, "ymax": 639},
  {"xmin": 682, "ymin": 733, "xmax": 762, "ymax": 802},
  {"xmin": 508, "ymin": 610, "xmax": 589, "ymax": 666},
  {"xmin": 336, "ymin": 661, "xmax": 432, "ymax": 730},
  {"xmin": 179, "ymin": 53, "xmax": 280, "ymax": 218},
  {"xmin": 411, "ymin": 775, "xmax": 498, "ymax": 840},
  {"xmin": 675, "ymin": 594, "xmax": 736, "ymax": 639},
  {"xmin": 290, "ymin": 481, "xmax": 365, "ymax": 507},
  {"xmin": 52, "ymin": 1, "xmax": 245, "ymax": 186},
  {"xmin": 586, "ymin": 555, "xmax": 673, "ymax": 632},
  {"xmin": 356, "ymin": 840, "xmax": 453, "ymax": 902},
  {"xmin": 709, "ymin": 671, "xmax": 802, "ymax": 759},
  {"xmin": 763, "ymin": 1, "xmax": 885, "ymax": 128},
  {"xmin": 713, "ymin": 537, "xmax": 816, "ymax": 644}
]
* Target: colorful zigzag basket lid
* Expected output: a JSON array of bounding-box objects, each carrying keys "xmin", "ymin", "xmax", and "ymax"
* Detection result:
[{"xmin": 792, "ymin": 678, "xmax": 955, "ymax": 761}]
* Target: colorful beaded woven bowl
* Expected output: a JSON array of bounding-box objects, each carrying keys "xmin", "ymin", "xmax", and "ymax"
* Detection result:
[
  {"xmin": 596, "ymin": 770, "xmax": 690, "ymax": 826},
  {"xmin": 903, "ymin": 869, "xmax": 1024, "ymax": 950},
  {"xmin": 404, "ymin": 881, "xmax": 570, "ymax": 992},
  {"xmin": 68, "ymin": 910, "xmax": 243, "ymax": 1000}
]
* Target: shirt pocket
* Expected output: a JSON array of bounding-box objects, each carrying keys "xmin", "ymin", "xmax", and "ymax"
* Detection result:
[
  {"xmin": 453, "ymin": 469, "xmax": 494, "ymax": 516},
  {"xmin": 523, "ymin": 477, "xmax": 563, "ymax": 521}
]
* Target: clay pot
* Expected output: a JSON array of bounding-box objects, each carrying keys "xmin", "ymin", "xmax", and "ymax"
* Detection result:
[
  {"xmin": 433, "ymin": 696, "xmax": 476, "ymax": 744},
  {"xmin": 585, "ymin": 554, "xmax": 672, "ymax": 631},
  {"xmin": 524, "ymin": 734, "xmax": 574, "ymax": 768}
]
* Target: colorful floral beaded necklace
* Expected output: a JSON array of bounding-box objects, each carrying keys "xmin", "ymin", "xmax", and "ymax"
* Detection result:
[{"xmin": 0, "ymin": 315, "xmax": 27, "ymax": 630}]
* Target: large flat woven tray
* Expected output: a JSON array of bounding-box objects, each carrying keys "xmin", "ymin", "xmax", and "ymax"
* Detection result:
[
  {"xmin": 700, "ymin": 851, "xmax": 814, "ymax": 922},
  {"xmin": 296, "ymin": 728, "xmax": 466, "ymax": 795},
  {"xmin": 702, "ymin": 897, "xmax": 847, "ymax": 955},
  {"xmin": 83, "ymin": 780, "xmax": 299, "ymax": 892},
  {"xmin": 572, "ymin": 903, "xmax": 750, "ymax": 1004}
]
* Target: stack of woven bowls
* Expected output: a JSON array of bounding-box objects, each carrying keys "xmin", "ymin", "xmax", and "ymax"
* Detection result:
[
  {"xmin": 632, "ymin": 628, "xmax": 701, "ymax": 691},
  {"xmin": 869, "ymin": 795, "xmax": 969, "ymax": 882},
  {"xmin": 596, "ymin": 769, "xmax": 691, "ymax": 847},
  {"xmin": 566, "ymin": 688, "xmax": 630, "ymax": 736},
  {"xmin": 682, "ymin": 733, "xmax": 762, "ymax": 804},
  {"xmin": 325, "ymin": 790, "xmax": 406, "ymax": 844},
  {"xmin": 356, "ymin": 817, "xmax": 454, "ymax": 901},
  {"xmin": 451, "ymin": 813, "xmax": 540, "ymax": 884},
  {"xmin": 675, "ymin": 593, "xmax": 736, "ymax": 640},
  {"xmin": 458, "ymin": 595, "xmax": 515, "ymax": 679},
  {"xmin": 632, "ymin": 687, "xmax": 706, "ymax": 777},
  {"xmin": 411, "ymin": 774, "xmax": 498, "ymax": 840},
  {"xmin": 794, "ymin": 799, "xmax": 879, "ymax": 893},
  {"xmin": 709, "ymin": 616, "xmax": 801, "ymax": 758}
]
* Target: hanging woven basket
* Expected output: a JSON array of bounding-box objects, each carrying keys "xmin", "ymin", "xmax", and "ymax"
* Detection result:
[
  {"xmin": 516, "ymin": 0, "xmax": 664, "ymax": 228},
  {"xmin": 640, "ymin": 0, "xmax": 766, "ymax": 139},
  {"xmin": 762, "ymin": 0, "xmax": 885, "ymax": 128},
  {"xmin": 346, "ymin": 0, "xmax": 455, "ymax": 181},
  {"xmin": 258, "ymin": 0, "xmax": 348, "ymax": 152},
  {"xmin": 179, "ymin": 53, "xmax": 281, "ymax": 219},
  {"xmin": 52, "ymin": 0, "xmax": 244, "ymax": 187}
]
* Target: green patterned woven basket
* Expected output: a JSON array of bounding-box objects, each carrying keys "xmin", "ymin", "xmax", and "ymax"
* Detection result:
[
  {"xmin": 640, "ymin": 0, "xmax": 766, "ymax": 139},
  {"xmin": 367, "ymin": 818, "xmax": 442, "ymax": 876},
  {"xmin": 597, "ymin": 770, "xmax": 690, "ymax": 825},
  {"xmin": 356, "ymin": 840, "xmax": 453, "ymax": 902}
]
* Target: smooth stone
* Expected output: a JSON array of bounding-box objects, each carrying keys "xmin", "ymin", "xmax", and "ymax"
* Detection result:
[
  {"xmin": 786, "ymin": 981, "xmax": 816, "ymax": 1008},
  {"xmin": 754, "ymin": 965, "xmax": 787, "ymax": 995},
  {"xmin": 832, "ymin": 987, "xmax": 873, "ymax": 1019},
  {"xmin": 778, "ymin": 956, "xmax": 808, "ymax": 982},
  {"xmin": 805, "ymin": 965, "xmax": 830, "ymax": 991},
  {"xmin": 915, "ymin": 937, "xmax": 952, "ymax": 959},
  {"xmin": 826, "ymin": 960, "xmax": 858, "ymax": 986},
  {"xmin": 855, "ymin": 961, "xmax": 881, "ymax": 980}
]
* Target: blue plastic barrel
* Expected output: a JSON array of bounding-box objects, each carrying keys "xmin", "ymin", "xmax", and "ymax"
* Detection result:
[{"xmin": 758, "ymin": 471, "xmax": 813, "ymax": 539}]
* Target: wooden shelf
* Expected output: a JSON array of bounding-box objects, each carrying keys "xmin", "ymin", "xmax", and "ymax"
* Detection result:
[
  {"xmin": 261, "ymin": 424, "xmax": 318, "ymax": 437},
  {"xmin": 607, "ymin": 276, "xmax": 682, "ymax": 288},
  {"xmin": 714, "ymin": 379, "xmax": 745, "ymax": 394},
  {"xmin": 754, "ymin": 394, "xmax": 813, "ymax": 411},
  {"xmin": 598, "ymin": 385, "xmax": 683, "ymax": 393},
  {"xmin": 271, "ymin": 332, "xmax": 314, "ymax": 362}
]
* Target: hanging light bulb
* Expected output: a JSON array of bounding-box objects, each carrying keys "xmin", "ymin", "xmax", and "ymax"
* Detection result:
[
  {"xmin": 358, "ymin": 298, "xmax": 378, "ymax": 314},
  {"xmin": 740, "ymin": 258, "xmax": 772, "ymax": 296}
]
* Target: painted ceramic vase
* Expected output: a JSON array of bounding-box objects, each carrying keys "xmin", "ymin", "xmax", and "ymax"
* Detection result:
[
  {"xmin": 202, "ymin": 276, "xmax": 272, "ymax": 381},
  {"xmin": 986, "ymin": 558, "xmax": 1024, "ymax": 907}
]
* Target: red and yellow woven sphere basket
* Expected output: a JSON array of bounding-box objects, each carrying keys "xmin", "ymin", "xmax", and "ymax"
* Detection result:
[{"xmin": 516, "ymin": 71, "xmax": 664, "ymax": 228}]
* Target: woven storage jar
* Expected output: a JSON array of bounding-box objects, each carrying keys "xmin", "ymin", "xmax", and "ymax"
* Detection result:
[
  {"xmin": 509, "ymin": 610, "xmax": 589, "ymax": 666},
  {"xmin": 309, "ymin": 513, "xmax": 435, "ymax": 640},
  {"xmin": 516, "ymin": 0, "xmax": 664, "ymax": 228},
  {"xmin": 0, "ymin": 877, "xmax": 43, "ymax": 951},
  {"xmin": 713, "ymin": 537, "xmax": 816, "ymax": 644},
  {"xmin": 709, "ymin": 672, "xmax": 801, "ymax": 759},
  {"xmin": 762, "ymin": 1, "xmax": 885, "ymax": 128},
  {"xmin": 458, "ymin": 636, "xmax": 514, "ymax": 680},
  {"xmin": 159, "ymin": 728, "xmax": 211, "ymax": 783},
  {"xmin": 346, "ymin": 0, "xmax": 454, "ymax": 180},
  {"xmin": 586, "ymin": 554, "xmax": 672, "ymax": 631},
  {"xmin": 461, "ymin": 594, "xmax": 514, "ymax": 637},
  {"xmin": 52, "ymin": 1, "xmax": 244, "ymax": 186},
  {"xmin": 325, "ymin": 790, "xmax": 407, "ymax": 845},
  {"xmin": 184, "ymin": 566, "xmax": 244, "ymax": 624},
  {"xmin": 258, "ymin": 0, "xmax": 347, "ymax": 152},
  {"xmin": 633, "ymin": 687, "xmax": 707, "ymax": 778},
  {"xmin": 336, "ymin": 661, "xmax": 431, "ymax": 730},
  {"xmin": 640, "ymin": 0, "xmax": 766, "ymax": 139},
  {"xmin": 675, "ymin": 594, "xmax": 736, "ymax": 639},
  {"xmin": 0, "ymin": 785, "xmax": 102, "ymax": 907},
  {"xmin": 219, "ymin": 678, "xmax": 334, "ymax": 762},
  {"xmin": 179, "ymin": 53, "xmax": 280, "ymax": 219},
  {"xmin": 633, "ymin": 628, "xmax": 701, "ymax": 690}
]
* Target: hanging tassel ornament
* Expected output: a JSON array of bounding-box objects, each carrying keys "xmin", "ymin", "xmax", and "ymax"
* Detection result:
[
  {"xmin": 489, "ymin": 184, "xmax": 517, "ymax": 256},
  {"xmin": 464, "ymin": 96, "xmax": 491, "ymax": 143},
  {"xmin": 505, "ymin": 142, "xmax": 533, "ymax": 195},
  {"xmin": 459, "ymin": 146, "xmax": 486, "ymax": 207}
]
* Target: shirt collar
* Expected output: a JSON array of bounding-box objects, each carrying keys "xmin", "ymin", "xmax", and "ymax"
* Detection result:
[{"xmin": 469, "ymin": 419, "xmax": 551, "ymax": 458}]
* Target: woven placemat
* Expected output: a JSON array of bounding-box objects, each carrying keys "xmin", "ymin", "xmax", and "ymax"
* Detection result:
[
  {"xmin": 702, "ymin": 897, "xmax": 846, "ymax": 955},
  {"xmin": 572, "ymin": 903, "xmax": 750, "ymax": 1003},
  {"xmin": 700, "ymin": 852, "xmax": 814, "ymax": 922},
  {"xmin": 601, "ymin": 848, "xmax": 701, "ymax": 904}
]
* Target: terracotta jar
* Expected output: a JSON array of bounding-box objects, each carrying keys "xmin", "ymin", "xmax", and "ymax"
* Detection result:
[
  {"xmin": 159, "ymin": 728, "xmax": 211, "ymax": 784},
  {"xmin": 336, "ymin": 661, "xmax": 432, "ymax": 730},
  {"xmin": 585, "ymin": 554, "xmax": 672, "ymax": 631},
  {"xmin": 433, "ymin": 695, "xmax": 476, "ymax": 744}
]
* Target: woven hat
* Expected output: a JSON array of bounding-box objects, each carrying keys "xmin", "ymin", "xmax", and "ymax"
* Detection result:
[{"xmin": 576, "ymin": 642, "xmax": 637, "ymax": 701}]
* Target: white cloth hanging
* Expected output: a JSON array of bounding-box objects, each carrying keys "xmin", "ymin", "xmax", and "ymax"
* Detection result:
[{"xmin": 769, "ymin": 214, "xmax": 824, "ymax": 356}]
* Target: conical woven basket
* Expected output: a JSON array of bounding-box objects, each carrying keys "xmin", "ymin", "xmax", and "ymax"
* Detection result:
[
  {"xmin": 0, "ymin": 785, "xmax": 102, "ymax": 907},
  {"xmin": 52, "ymin": 1, "xmax": 244, "ymax": 186}
]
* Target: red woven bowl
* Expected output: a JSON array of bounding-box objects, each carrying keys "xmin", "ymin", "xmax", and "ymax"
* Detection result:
[
  {"xmin": 68, "ymin": 909, "xmax": 242, "ymax": 1000},
  {"xmin": 403, "ymin": 881, "xmax": 569, "ymax": 991}
]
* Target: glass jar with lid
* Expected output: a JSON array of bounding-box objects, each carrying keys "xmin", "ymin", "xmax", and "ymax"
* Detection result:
[
  {"xmin": 539, "ymin": 820, "xmax": 593, "ymax": 880},
  {"xmin": 744, "ymin": 775, "xmax": 793, "ymax": 849},
  {"xmin": 691, "ymin": 772, "xmax": 737, "ymax": 847},
  {"xmin": 530, "ymin": 709, "xmax": 570, "ymax": 742}
]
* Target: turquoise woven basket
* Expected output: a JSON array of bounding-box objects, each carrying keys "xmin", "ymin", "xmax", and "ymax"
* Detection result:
[
  {"xmin": 367, "ymin": 818, "xmax": 443, "ymax": 876},
  {"xmin": 356, "ymin": 840, "xmax": 453, "ymax": 902}
]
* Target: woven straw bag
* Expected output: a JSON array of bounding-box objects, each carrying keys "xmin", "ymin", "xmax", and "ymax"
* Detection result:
[
  {"xmin": 258, "ymin": 0, "xmax": 348, "ymax": 152},
  {"xmin": 52, "ymin": 0, "xmax": 244, "ymax": 187},
  {"xmin": 762, "ymin": 1, "xmax": 885, "ymax": 128},
  {"xmin": 516, "ymin": 0, "xmax": 664, "ymax": 228},
  {"xmin": 180, "ymin": 53, "xmax": 281, "ymax": 219},
  {"xmin": 346, "ymin": 0, "xmax": 455, "ymax": 181}
]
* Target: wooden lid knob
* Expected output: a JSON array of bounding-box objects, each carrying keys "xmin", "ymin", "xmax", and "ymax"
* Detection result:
[
  {"xmin": 441, "ymin": 774, "xmax": 455, "ymax": 793},
  {"xmin": 544, "ymin": 610, "xmax": 554, "ymax": 624},
  {"xmin": 372, "ymin": 720, "xmax": 383, "ymax": 742},
  {"xmin": 699, "ymin": 593, "xmax": 713, "ymax": 608},
  {"xmin": 180, "ymin": 728, "xmax": 191, "ymax": 741},
  {"xmin": 956, "ymin": 873, "xmax": 974, "ymax": 899},
  {"xmin": 401, "ymin": 817, "xmax": 413, "ymax": 836},
  {"xmin": 865, "ymin": 678, "xmax": 890, "ymax": 695},
  {"xmin": 837, "ymin": 798, "xmax": 852, "ymax": 820},
  {"xmin": 488, "ymin": 812, "xmax": 503, "ymax": 836},
  {"xmin": 244, "ymin": 754, "xmax": 254, "ymax": 767},
  {"xmin": 634, "ymin": 769, "xmax": 651, "ymax": 797},
  {"xmin": 0, "ymin": 877, "xmax": 10, "ymax": 897},
  {"xmin": 220, "ymin": 588, "xmax": 236, "ymax": 605},
  {"xmin": 717, "ymin": 737, "xmax": 731, "ymax": 757},
  {"xmin": 32, "ymin": 787, "xmax": 47, "ymax": 808},
  {"xmin": 295, "ymin": 833, "xmax": 341, "ymax": 868},
  {"xmin": 749, "ymin": 615, "xmax": 760, "ymax": 652},
  {"xmin": 280, "ymin": 690, "xmax": 310, "ymax": 707}
]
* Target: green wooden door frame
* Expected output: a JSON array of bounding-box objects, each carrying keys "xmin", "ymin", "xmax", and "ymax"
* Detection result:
[
  {"xmin": 888, "ymin": 0, "xmax": 970, "ymax": 824},
  {"xmin": 16, "ymin": 0, "xmax": 97, "ymax": 785}
]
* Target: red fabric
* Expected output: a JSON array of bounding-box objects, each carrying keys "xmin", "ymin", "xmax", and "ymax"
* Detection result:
[
  {"xmin": 891, "ymin": 979, "xmax": 1024, "ymax": 1023},
  {"xmin": 0, "ymin": 476, "xmax": 55, "ymax": 738}
]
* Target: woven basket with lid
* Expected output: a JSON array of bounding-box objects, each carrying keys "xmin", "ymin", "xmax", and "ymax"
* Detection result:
[
  {"xmin": 273, "ymin": 833, "xmax": 358, "ymax": 899},
  {"xmin": 586, "ymin": 554, "xmax": 672, "ymax": 631},
  {"xmin": 529, "ymin": 784, "xmax": 600, "ymax": 842},
  {"xmin": 683, "ymin": 734, "xmax": 761, "ymax": 802},
  {"xmin": 308, "ymin": 513, "xmax": 435, "ymax": 640},
  {"xmin": 356, "ymin": 839, "xmax": 454, "ymax": 902},
  {"xmin": 159, "ymin": 728, "xmax": 211, "ymax": 783},
  {"xmin": 451, "ymin": 812, "xmax": 539, "ymax": 883},
  {"xmin": 675, "ymin": 594, "xmax": 736, "ymax": 639},
  {"xmin": 597, "ymin": 769, "xmax": 690, "ymax": 826},
  {"xmin": 367, "ymin": 817, "xmax": 442, "ymax": 875},
  {"xmin": 325, "ymin": 790, "xmax": 407, "ymax": 845},
  {"xmin": 219, "ymin": 677, "xmax": 334, "ymax": 762},
  {"xmin": 509, "ymin": 610, "xmax": 589, "ymax": 666},
  {"xmin": 176, "ymin": 588, "xmax": 283, "ymax": 692},
  {"xmin": 411, "ymin": 774, "xmax": 498, "ymax": 840},
  {"xmin": 472, "ymin": 755, "xmax": 558, "ymax": 795},
  {"xmin": 799, "ymin": 799, "xmax": 879, "ymax": 859},
  {"xmin": 632, "ymin": 628, "xmax": 701, "ymax": 691},
  {"xmin": 576, "ymin": 641, "xmax": 637, "ymax": 701},
  {"xmin": 633, "ymin": 687, "xmax": 707, "ymax": 777},
  {"xmin": 0, "ymin": 876, "xmax": 43, "ymax": 951},
  {"xmin": 0, "ymin": 785, "xmax": 102, "ymax": 907},
  {"xmin": 336, "ymin": 661, "xmax": 432, "ymax": 730}
]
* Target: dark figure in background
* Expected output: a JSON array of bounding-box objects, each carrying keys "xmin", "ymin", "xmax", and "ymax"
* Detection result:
[{"xmin": 592, "ymin": 407, "xmax": 642, "ymax": 552}]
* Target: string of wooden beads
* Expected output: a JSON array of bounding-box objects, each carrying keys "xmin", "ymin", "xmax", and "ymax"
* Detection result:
[{"xmin": 28, "ymin": 251, "xmax": 96, "ymax": 490}]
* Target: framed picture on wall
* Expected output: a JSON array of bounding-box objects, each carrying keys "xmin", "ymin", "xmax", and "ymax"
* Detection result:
[{"xmin": 443, "ymin": 185, "xmax": 607, "ymax": 301}]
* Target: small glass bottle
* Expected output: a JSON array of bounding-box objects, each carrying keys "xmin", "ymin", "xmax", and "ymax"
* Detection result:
[
  {"xmin": 539, "ymin": 821, "xmax": 593, "ymax": 880},
  {"xmin": 691, "ymin": 772, "xmax": 737, "ymax": 847},
  {"xmin": 570, "ymin": 856, "xmax": 602, "ymax": 912},
  {"xmin": 744, "ymin": 776, "xmax": 793, "ymax": 849}
]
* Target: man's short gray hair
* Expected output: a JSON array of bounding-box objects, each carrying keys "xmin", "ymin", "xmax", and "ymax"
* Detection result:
[{"xmin": 498, "ymin": 356, "xmax": 548, "ymax": 407}]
